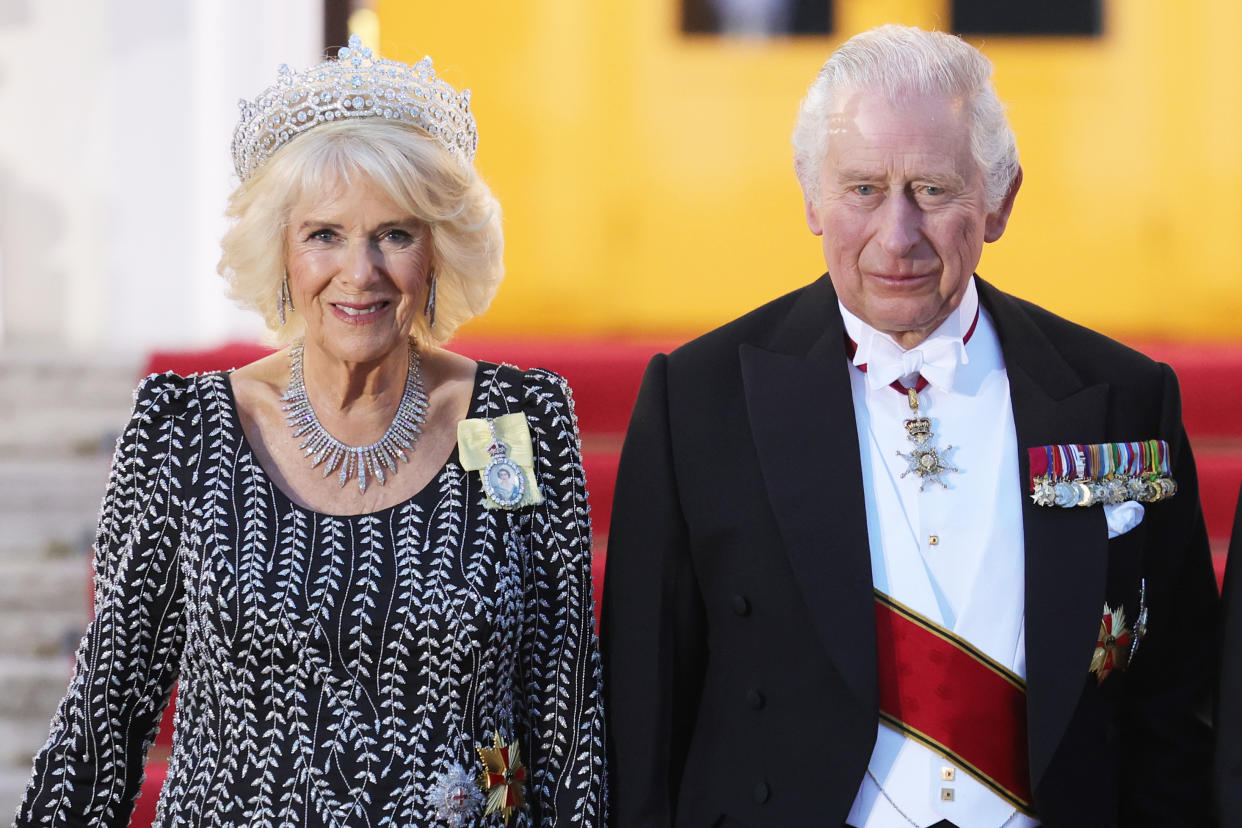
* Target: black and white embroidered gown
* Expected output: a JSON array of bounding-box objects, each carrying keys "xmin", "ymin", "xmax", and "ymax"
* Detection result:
[{"xmin": 16, "ymin": 362, "xmax": 607, "ymax": 828}]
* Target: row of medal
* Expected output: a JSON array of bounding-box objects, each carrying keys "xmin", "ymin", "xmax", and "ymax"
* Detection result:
[{"xmin": 1027, "ymin": 440, "xmax": 1177, "ymax": 508}]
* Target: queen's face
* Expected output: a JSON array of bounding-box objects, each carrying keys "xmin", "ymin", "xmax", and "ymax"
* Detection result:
[
  {"xmin": 805, "ymin": 90, "xmax": 1018, "ymax": 348},
  {"xmin": 285, "ymin": 176, "xmax": 431, "ymax": 368}
]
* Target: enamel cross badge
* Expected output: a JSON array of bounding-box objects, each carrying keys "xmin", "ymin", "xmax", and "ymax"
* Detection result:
[{"xmin": 477, "ymin": 731, "xmax": 526, "ymax": 824}]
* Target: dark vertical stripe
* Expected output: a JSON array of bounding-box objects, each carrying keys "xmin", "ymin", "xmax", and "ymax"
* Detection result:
[{"xmin": 323, "ymin": 0, "xmax": 352, "ymax": 57}]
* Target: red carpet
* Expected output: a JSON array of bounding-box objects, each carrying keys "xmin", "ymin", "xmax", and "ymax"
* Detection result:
[
  {"xmin": 141, "ymin": 337, "xmax": 1242, "ymax": 558},
  {"xmin": 126, "ymin": 336, "xmax": 1242, "ymax": 826}
]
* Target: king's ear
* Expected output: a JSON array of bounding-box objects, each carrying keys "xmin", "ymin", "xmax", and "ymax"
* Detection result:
[
  {"xmin": 805, "ymin": 197, "xmax": 824, "ymax": 236},
  {"xmin": 985, "ymin": 167, "xmax": 1023, "ymax": 243}
]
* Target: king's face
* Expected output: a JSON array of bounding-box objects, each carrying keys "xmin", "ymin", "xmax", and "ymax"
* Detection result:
[{"xmin": 805, "ymin": 89, "xmax": 1015, "ymax": 349}]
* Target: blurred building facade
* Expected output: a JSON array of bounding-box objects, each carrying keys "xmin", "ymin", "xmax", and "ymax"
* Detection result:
[
  {"xmin": 377, "ymin": 0, "xmax": 1241, "ymax": 344},
  {"xmin": 0, "ymin": 0, "xmax": 320, "ymax": 352},
  {"xmin": 0, "ymin": 0, "xmax": 1239, "ymax": 348}
]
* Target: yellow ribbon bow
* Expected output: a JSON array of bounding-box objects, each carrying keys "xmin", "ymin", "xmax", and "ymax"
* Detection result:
[{"xmin": 457, "ymin": 413, "xmax": 543, "ymax": 510}]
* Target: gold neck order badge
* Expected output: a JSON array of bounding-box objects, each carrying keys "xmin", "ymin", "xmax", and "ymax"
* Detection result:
[{"xmin": 846, "ymin": 309, "xmax": 977, "ymax": 494}]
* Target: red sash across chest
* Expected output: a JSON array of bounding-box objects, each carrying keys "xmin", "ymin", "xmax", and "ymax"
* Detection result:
[{"xmin": 874, "ymin": 591, "xmax": 1035, "ymax": 815}]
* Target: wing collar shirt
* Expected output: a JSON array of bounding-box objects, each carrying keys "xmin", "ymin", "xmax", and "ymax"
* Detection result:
[{"xmin": 840, "ymin": 277, "xmax": 1037, "ymax": 828}]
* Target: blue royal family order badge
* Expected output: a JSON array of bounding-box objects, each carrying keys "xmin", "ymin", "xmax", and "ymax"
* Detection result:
[
  {"xmin": 456, "ymin": 413, "xmax": 543, "ymax": 511},
  {"xmin": 482, "ymin": 420, "xmax": 526, "ymax": 508},
  {"xmin": 1028, "ymin": 440, "xmax": 1177, "ymax": 508}
]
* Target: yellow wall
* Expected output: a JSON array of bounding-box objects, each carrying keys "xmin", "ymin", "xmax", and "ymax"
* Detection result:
[{"xmin": 379, "ymin": 0, "xmax": 1242, "ymax": 342}]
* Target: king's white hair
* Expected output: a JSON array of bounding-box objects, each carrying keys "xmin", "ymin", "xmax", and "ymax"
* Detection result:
[{"xmin": 792, "ymin": 24, "xmax": 1019, "ymax": 211}]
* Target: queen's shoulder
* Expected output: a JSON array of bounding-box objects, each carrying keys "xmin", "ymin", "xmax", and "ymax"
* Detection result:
[
  {"xmin": 520, "ymin": 365, "xmax": 573, "ymax": 396},
  {"xmin": 472, "ymin": 360, "xmax": 571, "ymax": 396},
  {"xmin": 130, "ymin": 370, "xmax": 229, "ymax": 418},
  {"xmin": 468, "ymin": 362, "xmax": 578, "ymax": 431}
]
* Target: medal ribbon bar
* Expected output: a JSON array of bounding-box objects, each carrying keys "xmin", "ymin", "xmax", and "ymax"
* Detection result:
[{"xmin": 1027, "ymin": 439, "xmax": 1176, "ymax": 507}]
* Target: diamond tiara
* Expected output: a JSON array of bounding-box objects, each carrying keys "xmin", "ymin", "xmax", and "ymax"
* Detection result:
[{"xmin": 231, "ymin": 34, "xmax": 478, "ymax": 181}]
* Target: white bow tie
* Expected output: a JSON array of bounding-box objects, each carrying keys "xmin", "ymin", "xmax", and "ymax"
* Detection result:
[{"xmin": 856, "ymin": 330, "xmax": 967, "ymax": 393}]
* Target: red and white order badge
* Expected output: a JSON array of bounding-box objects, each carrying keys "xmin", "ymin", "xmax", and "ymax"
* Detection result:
[{"xmin": 477, "ymin": 731, "xmax": 526, "ymax": 824}]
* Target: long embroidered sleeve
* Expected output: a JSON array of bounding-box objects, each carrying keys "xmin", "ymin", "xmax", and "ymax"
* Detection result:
[{"xmin": 18, "ymin": 374, "xmax": 191, "ymax": 827}]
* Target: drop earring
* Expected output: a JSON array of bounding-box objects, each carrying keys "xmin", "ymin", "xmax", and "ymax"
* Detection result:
[
  {"xmin": 278, "ymin": 273, "xmax": 295, "ymax": 325},
  {"xmin": 424, "ymin": 271, "xmax": 438, "ymax": 329}
]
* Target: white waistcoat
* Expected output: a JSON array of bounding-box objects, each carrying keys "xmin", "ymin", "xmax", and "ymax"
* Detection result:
[{"xmin": 841, "ymin": 280, "xmax": 1038, "ymax": 828}]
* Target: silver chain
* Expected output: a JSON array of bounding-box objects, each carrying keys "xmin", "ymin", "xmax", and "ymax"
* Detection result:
[
  {"xmin": 281, "ymin": 341, "xmax": 428, "ymax": 494},
  {"xmin": 865, "ymin": 767, "xmax": 1020, "ymax": 827}
]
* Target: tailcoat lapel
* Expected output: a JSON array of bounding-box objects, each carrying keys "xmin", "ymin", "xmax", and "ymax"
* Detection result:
[
  {"xmin": 740, "ymin": 275, "xmax": 877, "ymax": 714},
  {"xmin": 979, "ymin": 280, "xmax": 1111, "ymax": 790},
  {"xmin": 738, "ymin": 275, "xmax": 1113, "ymax": 788}
]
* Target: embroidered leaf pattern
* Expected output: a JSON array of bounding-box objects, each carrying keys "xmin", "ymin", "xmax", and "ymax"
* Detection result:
[{"xmin": 16, "ymin": 365, "xmax": 607, "ymax": 827}]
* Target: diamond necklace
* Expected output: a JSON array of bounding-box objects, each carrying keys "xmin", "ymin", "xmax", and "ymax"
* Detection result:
[{"xmin": 281, "ymin": 341, "xmax": 429, "ymax": 494}]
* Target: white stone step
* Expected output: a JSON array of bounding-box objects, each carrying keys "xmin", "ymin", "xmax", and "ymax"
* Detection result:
[
  {"xmin": 0, "ymin": 350, "xmax": 137, "ymax": 453},
  {"xmin": 0, "ymin": 560, "xmax": 89, "ymax": 615},
  {"xmin": 0, "ymin": 769, "xmax": 35, "ymax": 825},
  {"xmin": 0, "ymin": 397, "xmax": 134, "ymax": 433},
  {"xmin": 0, "ymin": 458, "xmax": 112, "ymax": 511},
  {"xmin": 0, "ymin": 717, "xmax": 54, "ymax": 772},
  {"xmin": 0, "ymin": 413, "xmax": 127, "ymax": 458},
  {"xmin": 0, "ymin": 457, "xmax": 121, "ymax": 498},
  {"xmin": 0, "ymin": 657, "xmax": 71, "ymax": 720},
  {"xmin": 0, "ymin": 379, "xmax": 133, "ymax": 411},
  {"xmin": 0, "ymin": 374, "xmax": 135, "ymax": 410},
  {"xmin": 0, "ymin": 512, "xmax": 96, "ymax": 560},
  {"xmin": 0, "ymin": 347, "xmax": 156, "ymax": 822},
  {"xmin": 0, "ymin": 609, "xmax": 88, "ymax": 659}
]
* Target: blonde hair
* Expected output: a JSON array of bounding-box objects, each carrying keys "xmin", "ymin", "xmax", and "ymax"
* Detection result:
[
  {"xmin": 792, "ymin": 24, "xmax": 1019, "ymax": 211},
  {"xmin": 218, "ymin": 118, "xmax": 504, "ymax": 347}
]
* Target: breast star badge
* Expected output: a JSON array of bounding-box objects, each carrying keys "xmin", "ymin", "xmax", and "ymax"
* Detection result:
[
  {"xmin": 1089, "ymin": 603, "xmax": 1132, "ymax": 684},
  {"xmin": 477, "ymin": 731, "xmax": 526, "ymax": 824},
  {"xmin": 429, "ymin": 763, "xmax": 483, "ymax": 828}
]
